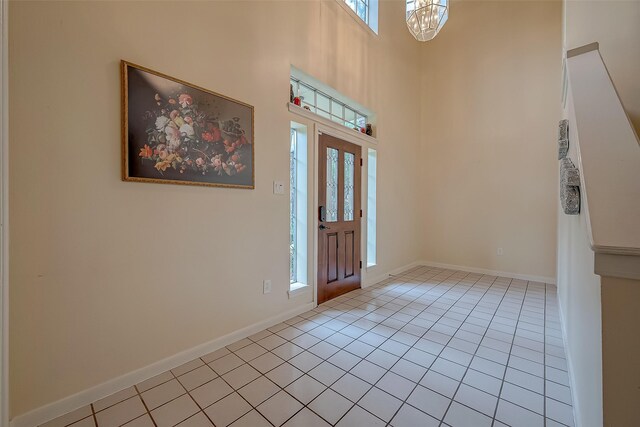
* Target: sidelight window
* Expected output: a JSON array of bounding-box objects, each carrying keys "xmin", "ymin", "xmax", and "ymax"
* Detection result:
[
  {"xmin": 367, "ymin": 148, "xmax": 377, "ymax": 267},
  {"xmin": 290, "ymin": 123, "xmax": 308, "ymax": 287}
]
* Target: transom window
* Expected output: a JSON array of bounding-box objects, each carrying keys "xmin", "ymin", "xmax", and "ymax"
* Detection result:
[{"xmin": 290, "ymin": 77, "xmax": 368, "ymax": 131}]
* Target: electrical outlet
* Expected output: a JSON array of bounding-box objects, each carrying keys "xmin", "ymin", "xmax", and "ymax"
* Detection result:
[
  {"xmin": 273, "ymin": 181, "xmax": 285, "ymax": 195},
  {"xmin": 497, "ymin": 248, "xmax": 504, "ymax": 256},
  {"xmin": 263, "ymin": 280, "xmax": 272, "ymax": 294}
]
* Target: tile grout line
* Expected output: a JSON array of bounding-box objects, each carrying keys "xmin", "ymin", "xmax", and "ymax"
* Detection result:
[
  {"xmin": 70, "ymin": 267, "xmax": 573, "ymax": 427},
  {"xmin": 278, "ymin": 268, "xmax": 465, "ymax": 426},
  {"xmin": 543, "ymin": 282, "xmax": 548, "ymax": 423},
  {"xmin": 489, "ymin": 280, "xmax": 534, "ymax": 426},
  {"xmin": 338, "ymin": 271, "xmax": 479, "ymax": 425},
  {"xmin": 369, "ymin": 272, "xmax": 571, "ymax": 424},
  {"xmin": 168, "ymin": 367, "xmax": 219, "ymax": 427},
  {"xmin": 172, "ymin": 361, "xmax": 263, "ymax": 427},
  {"xmin": 133, "ymin": 384, "xmax": 157, "ymax": 427},
  {"xmin": 387, "ymin": 272, "xmax": 504, "ymax": 427},
  {"xmin": 208, "ymin": 270, "xmax": 450, "ymax": 426},
  {"xmin": 299, "ymin": 271, "xmax": 471, "ymax": 418},
  {"xmin": 89, "ymin": 404, "xmax": 98, "ymax": 427},
  {"xmin": 335, "ymin": 271, "xmax": 501, "ymax": 426},
  {"xmin": 126, "ymin": 270, "xmax": 555, "ymax": 426},
  {"xmin": 436, "ymin": 276, "xmax": 517, "ymax": 427},
  {"xmin": 290, "ymin": 268, "xmax": 472, "ymax": 425}
]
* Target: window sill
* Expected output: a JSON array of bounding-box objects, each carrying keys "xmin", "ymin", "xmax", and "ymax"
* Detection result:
[
  {"xmin": 367, "ymin": 263, "xmax": 377, "ymax": 269},
  {"xmin": 287, "ymin": 103, "xmax": 378, "ymax": 145},
  {"xmin": 288, "ymin": 282, "xmax": 311, "ymax": 299}
]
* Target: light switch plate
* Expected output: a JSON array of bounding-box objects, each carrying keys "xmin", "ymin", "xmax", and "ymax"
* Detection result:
[{"xmin": 273, "ymin": 181, "xmax": 285, "ymax": 195}]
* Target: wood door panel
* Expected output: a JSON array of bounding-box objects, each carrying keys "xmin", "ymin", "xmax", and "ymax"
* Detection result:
[
  {"xmin": 344, "ymin": 231, "xmax": 355, "ymax": 278},
  {"xmin": 326, "ymin": 232, "xmax": 339, "ymax": 283},
  {"xmin": 318, "ymin": 133, "xmax": 361, "ymax": 304}
]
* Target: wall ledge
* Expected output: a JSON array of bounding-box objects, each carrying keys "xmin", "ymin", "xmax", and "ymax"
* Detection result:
[
  {"xmin": 287, "ymin": 283, "xmax": 311, "ymax": 299},
  {"xmin": 287, "ymin": 103, "xmax": 378, "ymax": 146}
]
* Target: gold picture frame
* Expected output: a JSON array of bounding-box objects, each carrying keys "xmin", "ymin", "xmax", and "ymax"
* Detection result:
[{"xmin": 121, "ymin": 60, "xmax": 255, "ymax": 189}]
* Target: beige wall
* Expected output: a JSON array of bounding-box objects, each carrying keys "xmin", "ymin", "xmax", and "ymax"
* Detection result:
[
  {"xmin": 419, "ymin": 1, "xmax": 562, "ymax": 279},
  {"xmin": 564, "ymin": 1, "xmax": 640, "ymax": 135},
  {"xmin": 601, "ymin": 276, "xmax": 640, "ymax": 427},
  {"xmin": 8, "ymin": 0, "xmax": 424, "ymax": 417}
]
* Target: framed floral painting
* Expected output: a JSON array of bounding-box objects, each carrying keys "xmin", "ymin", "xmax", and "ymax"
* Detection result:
[{"xmin": 121, "ymin": 61, "xmax": 254, "ymax": 189}]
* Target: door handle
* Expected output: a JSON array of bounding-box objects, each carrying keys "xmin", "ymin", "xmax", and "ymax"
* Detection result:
[{"xmin": 319, "ymin": 224, "xmax": 331, "ymax": 230}]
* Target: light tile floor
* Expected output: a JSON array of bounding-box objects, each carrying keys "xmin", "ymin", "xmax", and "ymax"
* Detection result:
[{"xmin": 42, "ymin": 266, "xmax": 575, "ymax": 427}]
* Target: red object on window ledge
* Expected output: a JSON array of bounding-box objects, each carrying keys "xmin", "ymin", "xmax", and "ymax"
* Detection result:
[
  {"xmin": 293, "ymin": 97, "xmax": 301, "ymax": 106},
  {"xmin": 361, "ymin": 127, "xmax": 366, "ymax": 133}
]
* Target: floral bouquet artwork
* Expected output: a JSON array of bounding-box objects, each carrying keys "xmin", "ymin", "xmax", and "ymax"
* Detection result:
[{"xmin": 122, "ymin": 61, "xmax": 254, "ymax": 188}]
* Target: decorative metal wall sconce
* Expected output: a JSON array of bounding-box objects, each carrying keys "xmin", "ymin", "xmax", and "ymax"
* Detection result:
[
  {"xmin": 560, "ymin": 157, "xmax": 580, "ymax": 215},
  {"xmin": 558, "ymin": 119, "xmax": 580, "ymax": 214},
  {"xmin": 558, "ymin": 119, "xmax": 569, "ymax": 159}
]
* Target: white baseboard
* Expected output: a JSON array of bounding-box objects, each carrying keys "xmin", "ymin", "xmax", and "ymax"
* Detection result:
[
  {"xmin": 418, "ymin": 260, "xmax": 557, "ymax": 285},
  {"xmin": 10, "ymin": 302, "xmax": 316, "ymax": 427},
  {"xmin": 363, "ymin": 260, "xmax": 424, "ymax": 288}
]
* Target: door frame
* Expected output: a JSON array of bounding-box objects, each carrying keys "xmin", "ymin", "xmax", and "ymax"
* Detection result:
[
  {"xmin": 311, "ymin": 122, "xmax": 371, "ymax": 305},
  {"xmin": 1, "ymin": 0, "xmax": 9, "ymax": 423},
  {"xmin": 316, "ymin": 133, "xmax": 362, "ymax": 304}
]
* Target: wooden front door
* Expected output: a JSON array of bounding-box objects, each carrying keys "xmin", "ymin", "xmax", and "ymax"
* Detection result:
[{"xmin": 318, "ymin": 133, "xmax": 361, "ymax": 304}]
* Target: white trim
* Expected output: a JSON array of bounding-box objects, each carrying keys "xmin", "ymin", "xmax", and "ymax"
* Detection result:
[
  {"xmin": 10, "ymin": 302, "xmax": 315, "ymax": 427},
  {"xmin": 557, "ymin": 297, "xmax": 582, "ymax": 427},
  {"xmin": 287, "ymin": 283, "xmax": 311, "ymax": 299},
  {"xmin": 314, "ymin": 122, "xmax": 373, "ymax": 296},
  {"xmin": 289, "ymin": 109, "xmax": 379, "ymax": 305},
  {"xmin": 1, "ymin": 0, "xmax": 9, "ymax": 423},
  {"xmin": 418, "ymin": 261, "xmax": 557, "ymax": 284},
  {"xmin": 363, "ymin": 260, "xmax": 557, "ymax": 289},
  {"xmin": 288, "ymin": 103, "xmax": 377, "ymax": 146},
  {"xmin": 365, "ymin": 147, "xmax": 377, "ymax": 267},
  {"xmin": 311, "ymin": 123, "xmax": 319, "ymax": 305},
  {"xmin": 363, "ymin": 260, "xmax": 424, "ymax": 288},
  {"xmin": 289, "ymin": 124, "xmax": 309, "ymax": 289},
  {"xmin": 288, "ymin": 95, "xmax": 380, "ymax": 298}
]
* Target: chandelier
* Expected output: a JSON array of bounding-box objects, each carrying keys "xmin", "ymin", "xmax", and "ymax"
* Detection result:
[{"xmin": 406, "ymin": 0, "xmax": 449, "ymax": 42}]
